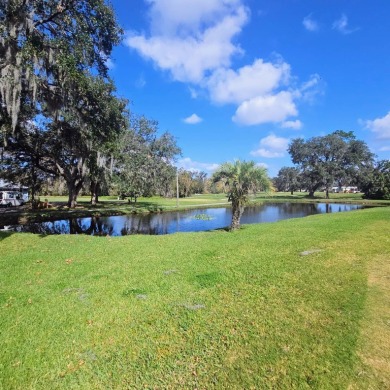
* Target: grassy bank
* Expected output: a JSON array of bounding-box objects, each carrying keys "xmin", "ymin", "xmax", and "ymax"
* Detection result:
[{"xmin": 1, "ymin": 207, "xmax": 389, "ymax": 389}]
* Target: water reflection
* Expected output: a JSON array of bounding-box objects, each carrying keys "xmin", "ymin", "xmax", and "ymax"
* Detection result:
[
  {"xmin": 242, "ymin": 203, "xmax": 320, "ymax": 222},
  {"xmin": 119, "ymin": 213, "xmax": 170, "ymax": 235},
  {"xmin": 5, "ymin": 216, "xmax": 115, "ymax": 236},
  {"xmin": 1, "ymin": 202, "xmax": 364, "ymax": 236}
]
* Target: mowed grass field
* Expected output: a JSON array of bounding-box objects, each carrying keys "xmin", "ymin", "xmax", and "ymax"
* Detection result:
[
  {"xmin": 41, "ymin": 191, "xmax": 375, "ymax": 210},
  {"xmin": 0, "ymin": 207, "xmax": 389, "ymax": 389}
]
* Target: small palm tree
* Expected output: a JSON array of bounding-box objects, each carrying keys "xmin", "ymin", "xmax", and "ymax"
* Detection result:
[{"xmin": 212, "ymin": 160, "xmax": 272, "ymax": 230}]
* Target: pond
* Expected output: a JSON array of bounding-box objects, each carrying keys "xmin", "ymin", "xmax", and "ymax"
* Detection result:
[{"xmin": 0, "ymin": 202, "xmax": 365, "ymax": 236}]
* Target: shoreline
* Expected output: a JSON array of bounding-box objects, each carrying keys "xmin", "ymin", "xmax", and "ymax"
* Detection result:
[{"xmin": 0, "ymin": 196, "xmax": 388, "ymax": 226}]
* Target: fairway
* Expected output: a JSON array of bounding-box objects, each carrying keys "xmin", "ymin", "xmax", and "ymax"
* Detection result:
[{"xmin": 0, "ymin": 207, "xmax": 389, "ymax": 389}]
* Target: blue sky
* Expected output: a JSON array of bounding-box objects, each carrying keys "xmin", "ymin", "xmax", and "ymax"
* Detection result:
[{"xmin": 108, "ymin": 0, "xmax": 390, "ymax": 177}]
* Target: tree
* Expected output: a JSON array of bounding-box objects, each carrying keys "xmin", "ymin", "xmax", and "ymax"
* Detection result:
[
  {"xmin": 191, "ymin": 171, "xmax": 208, "ymax": 194},
  {"xmin": 274, "ymin": 167, "xmax": 301, "ymax": 194},
  {"xmin": 1, "ymin": 0, "xmax": 126, "ymax": 208},
  {"xmin": 1, "ymin": 0, "xmax": 121, "ymax": 136},
  {"xmin": 212, "ymin": 160, "xmax": 272, "ymax": 230},
  {"xmin": 87, "ymin": 150, "xmax": 115, "ymax": 206},
  {"xmin": 177, "ymin": 169, "xmax": 193, "ymax": 198},
  {"xmin": 50, "ymin": 76, "xmax": 127, "ymax": 208},
  {"xmin": 360, "ymin": 160, "xmax": 390, "ymax": 200},
  {"xmin": 0, "ymin": 124, "xmax": 50, "ymax": 204},
  {"xmin": 3, "ymin": 75, "xmax": 127, "ymax": 208},
  {"xmin": 175, "ymin": 169, "xmax": 208, "ymax": 198},
  {"xmin": 113, "ymin": 116, "xmax": 180, "ymax": 201},
  {"xmin": 288, "ymin": 131, "xmax": 374, "ymax": 198},
  {"xmin": 205, "ymin": 178, "xmax": 225, "ymax": 194}
]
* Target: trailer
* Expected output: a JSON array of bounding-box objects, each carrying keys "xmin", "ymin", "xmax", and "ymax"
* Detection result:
[
  {"xmin": 0, "ymin": 190, "xmax": 26, "ymax": 207},
  {"xmin": 0, "ymin": 180, "xmax": 29, "ymax": 207}
]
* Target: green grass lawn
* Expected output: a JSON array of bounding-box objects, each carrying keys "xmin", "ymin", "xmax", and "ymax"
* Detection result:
[
  {"xmin": 1, "ymin": 207, "xmax": 389, "ymax": 389},
  {"xmin": 41, "ymin": 193, "xmax": 231, "ymax": 210},
  {"xmin": 41, "ymin": 191, "xmax": 390, "ymax": 209}
]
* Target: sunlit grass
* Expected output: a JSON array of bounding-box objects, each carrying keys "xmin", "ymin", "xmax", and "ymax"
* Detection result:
[
  {"xmin": 33, "ymin": 191, "xmax": 390, "ymax": 215},
  {"xmin": 1, "ymin": 207, "xmax": 389, "ymax": 388},
  {"xmin": 350, "ymin": 252, "xmax": 390, "ymax": 389},
  {"xmin": 42, "ymin": 191, "xmax": 389, "ymax": 207}
]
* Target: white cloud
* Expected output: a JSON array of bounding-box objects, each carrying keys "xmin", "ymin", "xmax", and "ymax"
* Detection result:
[
  {"xmin": 233, "ymin": 91, "xmax": 298, "ymax": 125},
  {"xmin": 177, "ymin": 157, "xmax": 219, "ymax": 173},
  {"xmin": 183, "ymin": 113, "xmax": 203, "ymax": 124},
  {"xmin": 363, "ymin": 111, "xmax": 390, "ymax": 140},
  {"xmin": 332, "ymin": 14, "xmax": 358, "ymax": 34},
  {"xmin": 379, "ymin": 146, "xmax": 390, "ymax": 151},
  {"xmin": 251, "ymin": 149, "xmax": 282, "ymax": 158},
  {"xmin": 250, "ymin": 133, "xmax": 289, "ymax": 158},
  {"xmin": 281, "ymin": 120, "xmax": 303, "ymax": 130},
  {"xmin": 300, "ymin": 73, "xmax": 320, "ymax": 92},
  {"xmin": 296, "ymin": 73, "xmax": 325, "ymax": 103},
  {"xmin": 207, "ymin": 58, "xmax": 291, "ymax": 104},
  {"xmin": 125, "ymin": 1, "xmax": 249, "ymax": 83},
  {"xmin": 146, "ymin": 0, "xmax": 243, "ymax": 36},
  {"xmin": 125, "ymin": 0, "xmax": 322, "ymax": 127},
  {"xmin": 303, "ymin": 14, "xmax": 319, "ymax": 32}
]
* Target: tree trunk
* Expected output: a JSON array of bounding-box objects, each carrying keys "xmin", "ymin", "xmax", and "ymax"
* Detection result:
[
  {"xmin": 230, "ymin": 198, "xmax": 244, "ymax": 230},
  {"xmin": 30, "ymin": 164, "xmax": 36, "ymax": 206},
  {"xmin": 68, "ymin": 188, "xmax": 78, "ymax": 208},
  {"xmin": 325, "ymin": 188, "xmax": 329, "ymax": 199},
  {"xmin": 69, "ymin": 218, "xmax": 83, "ymax": 234},
  {"xmin": 67, "ymin": 179, "xmax": 83, "ymax": 208},
  {"xmin": 90, "ymin": 181, "xmax": 99, "ymax": 205}
]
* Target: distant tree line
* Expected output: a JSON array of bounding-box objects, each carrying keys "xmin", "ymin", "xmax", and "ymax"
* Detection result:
[{"xmin": 274, "ymin": 131, "xmax": 390, "ymax": 200}]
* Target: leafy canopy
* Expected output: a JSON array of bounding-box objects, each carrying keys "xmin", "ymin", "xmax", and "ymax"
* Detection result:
[
  {"xmin": 213, "ymin": 160, "xmax": 272, "ymax": 230},
  {"xmin": 288, "ymin": 130, "xmax": 374, "ymax": 196},
  {"xmin": 213, "ymin": 160, "xmax": 272, "ymax": 203},
  {"xmin": 0, "ymin": 0, "xmax": 122, "ymax": 134}
]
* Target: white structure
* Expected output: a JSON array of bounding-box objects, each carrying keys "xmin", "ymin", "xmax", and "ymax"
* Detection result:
[
  {"xmin": 0, "ymin": 179, "xmax": 29, "ymax": 207},
  {"xmin": 331, "ymin": 186, "xmax": 359, "ymax": 193}
]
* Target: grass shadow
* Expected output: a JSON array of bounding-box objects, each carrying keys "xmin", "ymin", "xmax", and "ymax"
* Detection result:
[{"xmin": 0, "ymin": 231, "xmax": 13, "ymax": 241}]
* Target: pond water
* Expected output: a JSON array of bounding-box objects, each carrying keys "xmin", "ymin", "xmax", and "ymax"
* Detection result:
[{"xmin": 0, "ymin": 202, "xmax": 364, "ymax": 236}]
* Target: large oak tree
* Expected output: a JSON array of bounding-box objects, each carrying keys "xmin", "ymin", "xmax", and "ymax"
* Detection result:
[
  {"xmin": 0, "ymin": 0, "xmax": 128, "ymax": 207},
  {"xmin": 1, "ymin": 0, "xmax": 121, "ymax": 135},
  {"xmin": 288, "ymin": 131, "xmax": 374, "ymax": 198}
]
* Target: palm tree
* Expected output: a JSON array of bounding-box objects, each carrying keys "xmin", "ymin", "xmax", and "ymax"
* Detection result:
[{"xmin": 212, "ymin": 160, "xmax": 272, "ymax": 230}]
